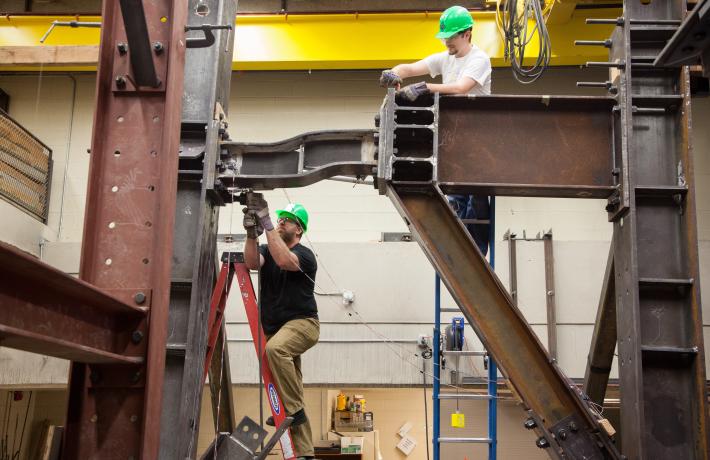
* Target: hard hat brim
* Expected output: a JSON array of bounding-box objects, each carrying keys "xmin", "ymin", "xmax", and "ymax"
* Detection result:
[{"xmin": 435, "ymin": 30, "xmax": 458, "ymax": 39}]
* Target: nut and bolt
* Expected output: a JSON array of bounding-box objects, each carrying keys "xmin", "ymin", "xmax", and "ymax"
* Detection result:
[
  {"xmin": 536, "ymin": 437, "xmax": 550, "ymax": 449},
  {"xmin": 557, "ymin": 429, "xmax": 568, "ymax": 441},
  {"xmin": 117, "ymin": 42, "xmax": 128, "ymax": 54},
  {"xmin": 134, "ymin": 292, "xmax": 146, "ymax": 305},
  {"xmin": 153, "ymin": 41, "xmax": 164, "ymax": 54},
  {"xmin": 131, "ymin": 330, "xmax": 144, "ymax": 344},
  {"xmin": 115, "ymin": 75, "xmax": 127, "ymax": 89},
  {"xmin": 524, "ymin": 418, "xmax": 537, "ymax": 430},
  {"xmin": 569, "ymin": 421, "xmax": 578, "ymax": 432},
  {"xmin": 90, "ymin": 414, "xmax": 98, "ymax": 423}
]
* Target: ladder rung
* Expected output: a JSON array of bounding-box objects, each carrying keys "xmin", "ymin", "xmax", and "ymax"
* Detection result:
[
  {"xmin": 460, "ymin": 219, "xmax": 490, "ymax": 225},
  {"xmin": 635, "ymin": 185, "xmax": 688, "ymax": 198},
  {"xmin": 438, "ymin": 437, "xmax": 492, "ymax": 444},
  {"xmin": 639, "ymin": 277, "xmax": 694, "ymax": 286},
  {"xmin": 440, "ymin": 307, "xmax": 461, "ymax": 313},
  {"xmin": 438, "ymin": 394, "xmax": 493, "ymax": 400},
  {"xmin": 641, "ymin": 345, "xmax": 698, "ymax": 355},
  {"xmin": 442, "ymin": 350, "xmax": 487, "ymax": 356}
]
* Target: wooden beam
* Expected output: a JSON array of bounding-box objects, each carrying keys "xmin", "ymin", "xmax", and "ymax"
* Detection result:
[{"xmin": 0, "ymin": 45, "xmax": 98, "ymax": 67}]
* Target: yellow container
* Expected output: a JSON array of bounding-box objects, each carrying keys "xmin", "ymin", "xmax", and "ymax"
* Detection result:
[
  {"xmin": 451, "ymin": 412, "xmax": 465, "ymax": 428},
  {"xmin": 337, "ymin": 392, "xmax": 347, "ymax": 411}
]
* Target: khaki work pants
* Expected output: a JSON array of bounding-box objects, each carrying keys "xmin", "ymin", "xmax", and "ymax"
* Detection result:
[{"xmin": 265, "ymin": 317, "xmax": 320, "ymax": 458}]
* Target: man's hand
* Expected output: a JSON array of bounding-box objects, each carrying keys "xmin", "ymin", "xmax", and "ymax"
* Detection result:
[
  {"xmin": 242, "ymin": 208, "xmax": 264, "ymax": 239},
  {"xmin": 245, "ymin": 192, "xmax": 274, "ymax": 231},
  {"xmin": 397, "ymin": 81, "xmax": 430, "ymax": 102},
  {"xmin": 379, "ymin": 70, "xmax": 403, "ymax": 89}
]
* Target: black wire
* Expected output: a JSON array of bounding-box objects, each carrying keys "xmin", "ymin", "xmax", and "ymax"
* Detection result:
[{"xmin": 502, "ymin": 0, "xmax": 551, "ymax": 84}]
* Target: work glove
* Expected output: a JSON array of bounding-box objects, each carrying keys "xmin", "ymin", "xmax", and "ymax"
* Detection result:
[
  {"xmin": 379, "ymin": 70, "xmax": 402, "ymax": 88},
  {"xmin": 245, "ymin": 192, "xmax": 274, "ymax": 231},
  {"xmin": 397, "ymin": 81, "xmax": 430, "ymax": 102},
  {"xmin": 242, "ymin": 208, "xmax": 264, "ymax": 239}
]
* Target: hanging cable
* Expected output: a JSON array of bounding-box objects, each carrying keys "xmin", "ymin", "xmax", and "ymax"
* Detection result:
[{"xmin": 496, "ymin": 0, "xmax": 553, "ymax": 84}]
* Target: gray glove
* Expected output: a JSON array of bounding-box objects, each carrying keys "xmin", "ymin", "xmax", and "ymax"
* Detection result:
[
  {"xmin": 397, "ymin": 81, "xmax": 430, "ymax": 102},
  {"xmin": 242, "ymin": 208, "xmax": 264, "ymax": 239},
  {"xmin": 379, "ymin": 70, "xmax": 403, "ymax": 88},
  {"xmin": 245, "ymin": 192, "xmax": 274, "ymax": 231}
]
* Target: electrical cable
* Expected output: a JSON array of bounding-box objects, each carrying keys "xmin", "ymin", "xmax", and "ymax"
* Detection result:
[{"xmin": 496, "ymin": 0, "xmax": 553, "ymax": 84}]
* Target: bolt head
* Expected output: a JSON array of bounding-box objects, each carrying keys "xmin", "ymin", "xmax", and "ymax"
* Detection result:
[
  {"xmin": 558, "ymin": 429, "xmax": 568, "ymax": 440},
  {"xmin": 117, "ymin": 42, "xmax": 128, "ymax": 54},
  {"xmin": 134, "ymin": 292, "xmax": 146, "ymax": 305},
  {"xmin": 153, "ymin": 42, "xmax": 164, "ymax": 53},
  {"xmin": 536, "ymin": 437, "xmax": 550, "ymax": 448},
  {"xmin": 90, "ymin": 414, "xmax": 98, "ymax": 423},
  {"xmin": 131, "ymin": 330, "xmax": 144, "ymax": 344},
  {"xmin": 569, "ymin": 421, "xmax": 578, "ymax": 432},
  {"xmin": 115, "ymin": 75, "xmax": 127, "ymax": 88},
  {"xmin": 524, "ymin": 418, "xmax": 537, "ymax": 430}
]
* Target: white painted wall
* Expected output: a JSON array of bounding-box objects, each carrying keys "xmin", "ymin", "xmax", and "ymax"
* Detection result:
[{"xmin": 0, "ymin": 69, "xmax": 708, "ymax": 387}]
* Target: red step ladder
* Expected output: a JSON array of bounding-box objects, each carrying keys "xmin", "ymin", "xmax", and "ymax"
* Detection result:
[{"xmin": 204, "ymin": 252, "xmax": 297, "ymax": 460}]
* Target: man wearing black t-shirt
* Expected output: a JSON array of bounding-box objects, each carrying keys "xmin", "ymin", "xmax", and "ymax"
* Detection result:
[{"xmin": 243, "ymin": 194, "xmax": 319, "ymax": 460}]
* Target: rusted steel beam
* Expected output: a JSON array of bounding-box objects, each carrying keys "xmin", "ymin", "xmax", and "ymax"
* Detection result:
[
  {"xmin": 62, "ymin": 0, "xmax": 187, "ymax": 457},
  {"xmin": 584, "ymin": 239, "xmax": 616, "ymax": 407},
  {"xmin": 0, "ymin": 241, "xmax": 145, "ymax": 364},
  {"xmin": 436, "ymin": 96, "xmax": 616, "ymax": 198},
  {"xmin": 388, "ymin": 184, "xmax": 620, "ymax": 459}
]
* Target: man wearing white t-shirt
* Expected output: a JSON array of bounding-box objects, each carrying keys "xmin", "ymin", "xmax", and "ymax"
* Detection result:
[{"xmin": 379, "ymin": 5, "xmax": 492, "ymax": 256}]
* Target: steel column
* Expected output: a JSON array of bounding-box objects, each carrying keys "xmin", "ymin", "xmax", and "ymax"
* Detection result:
[
  {"xmin": 64, "ymin": 0, "xmax": 188, "ymax": 456},
  {"xmin": 388, "ymin": 184, "xmax": 620, "ymax": 459},
  {"xmin": 543, "ymin": 232, "xmax": 558, "ymax": 360},
  {"xmin": 605, "ymin": 1, "xmax": 710, "ymax": 457},
  {"xmin": 158, "ymin": 0, "xmax": 237, "ymax": 458}
]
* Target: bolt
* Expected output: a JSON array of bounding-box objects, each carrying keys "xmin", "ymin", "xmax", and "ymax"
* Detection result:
[
  {"xmin": 153, "ymin": 41, "xmax": 164, "ymax": 53},
  {"xmin": 131, "ymin": 371, "xmax": 142, "ymax": 384},
  {"xmin": 90, "ymin": 414, "xmax": 98, "ymax": 423},
  {"xmin": 134, "ymin": 292, "xmax": 146, "ymax": 305},
  {"xmin": 524, "ymin": 418, "xmax": 537, "ymax": 430},
  {"xmin": 115, "ymin": 75, "xmax": 127, "ymax": 89},
  {"xmin": 569, "ymin": 421, "xmax": 578, "ymax": 432},
  {"xmin": 374, "ymin": 114, "xmax": 381, "ymax": 127},
  {"xmin": 130, "ymin": 415, "xmax": 138, "ymax": 423},
  {"xmin": 557, "ymin": 429, "xmax": 568, "ymax": 441},
  {"xmin": 131, "ymin": 330, "xmax": 144, "ymax": 344},
  {"xmin": 536, "ymin": 437, "xmax": 550, "ymax": 449},
  {"xmin": 117, "ymin": 42, "xmax": 128, "ymax": 54}
]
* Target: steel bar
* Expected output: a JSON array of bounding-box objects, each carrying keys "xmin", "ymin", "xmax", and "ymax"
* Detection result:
[
  {"xmin": 543, "ymin": 232, "xmax": 558, "ymax": 360},
  {"xmin": 435, "ymin": 96, "xmax": 616, "ymax": 198},
  {"xmin": 219, "ymin": 130, "xmax": 377, "ymax": 194},
  {"xmin": 654, "ymin": 0, "xmax": 710, "ymax": 76},
  {"xmin": 63, "ymin": 0, "xmax": 187, "ymax": 457},
  {"xmin": 158, "ymin": 0, "xmax": 237, "ymax": 457},
  {"xmin": 0, "ymin": 241, "xmax": 145, "ymax": 364},
  {"xmin": 583, "ymin": 239, "xmax": 616, "ymax": 408},
  {"xmin": 388, "ymin": 184, "xmax": 620, "ymax": 459},
  {"xmin": 609, "ymin": 1, "xmax": 710, "ymax": 458}
]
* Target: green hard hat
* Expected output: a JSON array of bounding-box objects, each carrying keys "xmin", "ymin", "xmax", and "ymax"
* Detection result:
[
  {"xmin": 276, "ymin": 203, "xmax": 309, "ymax": 232},
  {"xmin": 435, "ymin": 6, "xmax": 474, "ymax": 39}
]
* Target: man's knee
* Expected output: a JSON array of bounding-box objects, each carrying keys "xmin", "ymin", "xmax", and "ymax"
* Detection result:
[{"xmin": 265, "ymin": 340, "xmax": 287, "ymax": 361}]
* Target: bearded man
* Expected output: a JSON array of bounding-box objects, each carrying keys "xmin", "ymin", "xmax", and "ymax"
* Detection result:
[{"xmin": 243, "ymin": 195, "xmax": 319, "ymax": 460}]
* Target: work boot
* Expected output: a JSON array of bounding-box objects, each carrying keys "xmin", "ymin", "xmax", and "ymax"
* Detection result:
[{"xmin": 265, "ymin": 408, "xmax": 307, "ymax": 427}]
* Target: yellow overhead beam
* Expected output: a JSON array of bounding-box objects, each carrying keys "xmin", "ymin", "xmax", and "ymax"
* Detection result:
[{"xmin": 0, "ymin": 10, "xmax": 618, "ymax": 71}]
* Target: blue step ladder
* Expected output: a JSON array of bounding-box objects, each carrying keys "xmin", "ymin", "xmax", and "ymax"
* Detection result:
[{"xmin": 433, "ymin": 197, "xmax": 497, "ymax": 460}]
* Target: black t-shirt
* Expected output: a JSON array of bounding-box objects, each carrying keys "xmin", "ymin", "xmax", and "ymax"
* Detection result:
[{"xmin": 258, "ymin": 243, "xmax": 318, "ymax": 334}]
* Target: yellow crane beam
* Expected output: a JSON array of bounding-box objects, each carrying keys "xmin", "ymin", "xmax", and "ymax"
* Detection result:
[{"xmin": 0, "ymin": 9, "xmax": 618, "ymax": 71}]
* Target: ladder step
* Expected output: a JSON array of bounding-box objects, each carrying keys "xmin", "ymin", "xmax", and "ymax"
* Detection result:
[
  {"xmin": 438, "ymin": 394, "xmax": 493, "ymax": 400},
  {"xmin": 438, "ymin": 437, "xmax": 492, "ymax": 444},
  {"xmin": 641, "ymin": 345, "xmax": 698, "ymax": 355},
  {"xmin": 460, "ymin": 219, "xmax": 490, "ymax": 225},
  {"xmin": 635, "ymin": 185, "xmax": 688, "ymax": 198},
  {"xmin": 639, "ymin": 277, "xmax": 694, "ymax": 287},
  {"xmin": 442, "ymin": 350, "xmax": 487, "ymax": 356},
  {"xmin": 440, "ymin": 307, "xmax": 461, "ymax": 313}
]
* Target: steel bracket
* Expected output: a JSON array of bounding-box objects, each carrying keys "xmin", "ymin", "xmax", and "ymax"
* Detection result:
[{"xmin": 199, "ymin": 416, "xmax": 294, "ymax": 460}]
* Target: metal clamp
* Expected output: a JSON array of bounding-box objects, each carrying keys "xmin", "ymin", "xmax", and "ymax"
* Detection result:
[{"xmin": 185, "ymin": 24, "xmax": 233, "ymax": 48}]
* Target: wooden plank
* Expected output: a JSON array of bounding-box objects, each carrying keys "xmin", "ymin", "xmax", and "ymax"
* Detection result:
[{"xmin": 0, "ymin": 46, "xmax": 98, "ymax": 66}]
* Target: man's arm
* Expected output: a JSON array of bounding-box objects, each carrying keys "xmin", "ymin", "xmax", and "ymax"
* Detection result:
[
  {"xmin": 243, "ymin": 237, "xmax": 263, "ymax": 270},
  {"xmin": 426, "ymin": 76, "xmax": 478, "ymax": 95},
  {"xmin": 264, "ymin": 229, "xmax": 300, "ymax": 272},
  {"xmin": 391, "ymin": 60, "xmax": 431, "ymax": 80}
]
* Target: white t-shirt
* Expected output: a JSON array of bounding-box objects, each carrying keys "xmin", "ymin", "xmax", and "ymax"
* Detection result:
[{"xmin": 422, "ymin": 46, "xmax": 492, "ymax": 96}]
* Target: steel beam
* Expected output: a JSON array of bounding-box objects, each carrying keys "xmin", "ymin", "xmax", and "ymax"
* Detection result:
[
  {"xmin": 63, "ymin": 0, "xmax": 187, "ymax": 457},
  {"xmin": 388, "ymin": 184, "xmax": 620, "ymax": 459},
  {"xmin": 543, "ymin": 232, "xmax": 558, "ymax": 361},
  {"xmin": 0, "ymin": 241, "xmax": 145, "ymax": 364},
  {"xmin": 584, "ymin": 239, "xmax": 616, "ymax": 407},
  {"xmin": 654, "ymin": 0, "xmax": 710, "ymax": 77}
]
